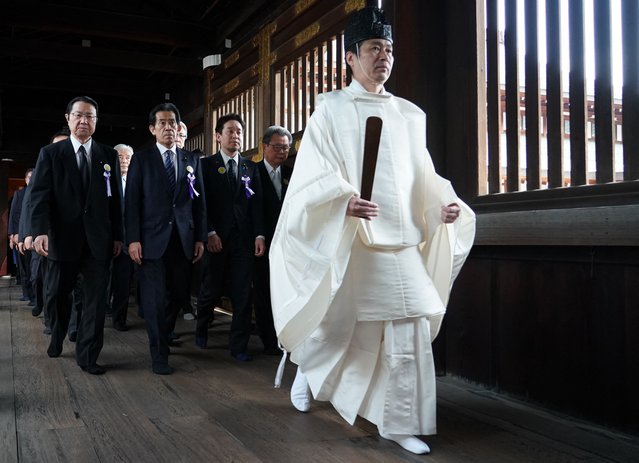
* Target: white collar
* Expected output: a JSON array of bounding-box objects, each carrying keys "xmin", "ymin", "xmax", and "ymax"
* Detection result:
[
  {"xmin": 156, "ymin": 142, "xmax": 177, "ymax": 156},
  {"xmin": 70, "ymin": 135, "xmax": 92, "ymax": 155}
]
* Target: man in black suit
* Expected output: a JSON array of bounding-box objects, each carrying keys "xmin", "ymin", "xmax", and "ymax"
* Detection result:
[
  {"xmin": 195, "ymin": 113, "xmax": 265, "ymax": 362},
  {"xmin": 125, "ymin": 103, "xmax": 206, "ymax": 375},
  {"xmin": 253, "ymin": 126, "xmax": 293, "ymax": 355},
  {"xmin": 9, "ymin": 168, "xmax": 34, "ymax": 304},
  {"xmin": 21, "ymin": 129, "xmax": 70, "ymax": 330},
  {"xmin": 109, "ymin": 144, "xmax": 134, "ymax": 331},
  {"xmin": 30, "ymin": 96, "xmax": 123, "ymax": 375}
]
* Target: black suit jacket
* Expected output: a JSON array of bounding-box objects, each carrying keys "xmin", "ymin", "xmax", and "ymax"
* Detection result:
[
  {"xmin": 202, "ymin": 152, "xmax": 264, "ymax": 245},
  {"xmin": 17, "ymin": 185, "xmax": 31, "ymax": 240},
  {"xmin": 8, "ymin": 187, "xmax": 26, "ymax": 236},
  {"xmin": 257, "ymin": 161, "xmax": 292, "ymax": 245},
  {"xmin": 125, "ymin": 145, "xmax": 206, "ymax": 260},
  {"xmin": 30, "ymin": 138, "xmax": 123, "ymax": 261}
]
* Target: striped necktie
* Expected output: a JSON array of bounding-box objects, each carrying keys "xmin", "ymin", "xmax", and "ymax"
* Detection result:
[{"xmin": 165, "ymin": 150, "xmax": 176, "ymax": 195}]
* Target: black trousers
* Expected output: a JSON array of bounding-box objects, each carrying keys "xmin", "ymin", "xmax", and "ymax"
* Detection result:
[
  {"xmin": 137, "ymin": 227, "xmax": 191, "ymax": 368},
  {"xmin": 46, "ymin": 250, "xmax": 110, "ymax": 367},
  {"xmin": 18, "ymin": 249, "xmax": 34, "ymax": 299},
  {"xmin": 29, "ymin": 251, "xmax": 44, "ymax": 311},
  {"xmin": 196, "ymin": 233, "xmax": 254, "ymax": 355},
  {"xmin": 253, "ymin": 254, "xmax": 278, "ymax": 351},
  {"xmin": 110, "ymin": 252, "xmax": 134, "ymax": 327}
]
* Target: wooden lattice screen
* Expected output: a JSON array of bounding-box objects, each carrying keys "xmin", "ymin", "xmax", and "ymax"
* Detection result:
[{"xmin": 484, "ymin": 0, "xmax": 639, "ymax": 194}]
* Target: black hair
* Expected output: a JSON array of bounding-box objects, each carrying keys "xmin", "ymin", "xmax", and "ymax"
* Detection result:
[
  {"xmin": 50, "ymin": 126, "xmax": 70, "ymax": 143},
  {"xmin": 148, "ymin": 103, "xmax": 181, "ymax": 126},
  {"xmin": 215, "ymin": 113, "xmax": 245, "ymax": 134},
  {"xmin": 66, "ymin": 96, "xmax": 98, "ymax": 115}
]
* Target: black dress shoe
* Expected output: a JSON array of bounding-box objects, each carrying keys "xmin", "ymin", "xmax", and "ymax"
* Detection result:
[
  {"xmin": 81, "ymin": 364, "xmax": 106, "ymax": 375},
  {"xmin": 152, "ymin": 365, "xmax": 174, "ymax": 375},
  {"xmin": 231, "ymin": 352, "xmax": 253, "ymax": 362},
  {"xmin": 113, "ymin": 323, "xmax": 129, "ymax": 332},
  {"xmin": 31, "ymin": 305, "xmax": 43, "ymax": 317},
  {"xmin": 167, "ymin": 339, "xmax": 181, "ymax": 347},
  {"xmin": 47, "ymin": 347, "xmax": 61, "ymax": 358},
  {"xmin": 68, "ymin": 332, "xmax": 77, "ymax": 342}
]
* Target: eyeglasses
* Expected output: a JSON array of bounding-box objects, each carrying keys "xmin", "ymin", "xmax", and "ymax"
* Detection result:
[
  {"xmin": 268, "ymin": 144, "xmax": 290, "ymax": 152},
  {"xmin": 70, "ymin": 112, "xmax": 97, "ymax": 121}
]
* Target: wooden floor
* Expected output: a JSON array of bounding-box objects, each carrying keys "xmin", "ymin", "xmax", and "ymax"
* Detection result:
[{"xmin": 1, "ymin": 278, "xmax": 637, "ymax": 463}]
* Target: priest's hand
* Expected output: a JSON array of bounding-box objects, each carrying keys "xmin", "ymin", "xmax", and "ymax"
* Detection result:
[
  {"xmin": 347, "ymin": 195, "xmax": 379, "ymax": 221},
  {"xmin": 441, "ymin": 204, "xmax": 461, "ymax": 223}
]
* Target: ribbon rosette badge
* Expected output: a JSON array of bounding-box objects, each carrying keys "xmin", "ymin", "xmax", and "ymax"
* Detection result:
[
  {"xmin": 241, "ymin": 175, "xmax": 255, "ymax": 198},
  {"xmin": 103, "ymin": 164, "xmax": 112, "ymax": 197},
  {"xmin": 186, "ymin": 165, "xmax": 200, "ymax": 199}
]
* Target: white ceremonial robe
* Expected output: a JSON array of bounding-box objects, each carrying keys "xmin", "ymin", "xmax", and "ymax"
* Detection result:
[{"xmin": 270, "ymin": 80, "xmax": 476, "ymax": 435}]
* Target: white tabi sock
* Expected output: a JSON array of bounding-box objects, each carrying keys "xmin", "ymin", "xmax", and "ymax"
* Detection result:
[
  {"xmin": 290, "ymin": 368, "xmax": 311, "ymax": 412},
  {"xmin": 379, "ymin": 431, "xmax": 431, "ymax": 455}
]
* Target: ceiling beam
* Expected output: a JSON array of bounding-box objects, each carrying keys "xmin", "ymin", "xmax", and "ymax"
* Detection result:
[
  {"xmin": 8, "ymin": 106, "xmax": 141, "ymax": 128},
  {"xmin": 1, "ymin": 2, "xmax": 215, "ymax": 49},
  {"xmin": 0, "ymin": 38, "xmax": 202, "ymax": 75},
  {"xmin": 0, "ymin": 72, "xmax": 158, "ymax": 99}
]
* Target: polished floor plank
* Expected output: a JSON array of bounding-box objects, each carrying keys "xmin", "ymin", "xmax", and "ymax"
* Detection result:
[{"xmin": 2, "ymin": 278, "xmax": 638, "ymax": 462}]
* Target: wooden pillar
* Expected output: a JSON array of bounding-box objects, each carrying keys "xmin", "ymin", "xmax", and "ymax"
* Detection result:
[
  {"xmin": 385, "ymin": 0, "xmax": 481, "ymax": 200},
  {"xmin": 0, "ymin": 162, "xmax": 8, "ymax": 276},
  {"xmin": 204, "ymin": 68, "xmax": 214, "ymax": 156}
]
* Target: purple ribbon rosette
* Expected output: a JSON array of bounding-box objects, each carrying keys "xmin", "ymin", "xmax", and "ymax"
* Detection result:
[
  {"xmin": 103, "ymin": 164, "xmax": 112, "ymax": 197},
  {"xmin": 241, "ymin": 175, "xmax": 255, "ymax": 199},
  {"xmin": 186, "ymin": 165, "xmax": 200, "ymax": 199}
]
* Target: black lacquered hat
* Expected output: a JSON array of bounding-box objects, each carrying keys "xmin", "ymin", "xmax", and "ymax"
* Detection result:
[{"xmin": 344, "ymin": 6, "xmax": 393, "ymax": 50}]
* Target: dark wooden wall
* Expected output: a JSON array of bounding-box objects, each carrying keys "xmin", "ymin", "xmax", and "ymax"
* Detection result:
[
  {"xmin": 447, "ymin": 246, "xmax": 639, "ymax": 434},
  {"xmin": 381, "ymin": 0, "xmax": 638, "ymax": 436}
]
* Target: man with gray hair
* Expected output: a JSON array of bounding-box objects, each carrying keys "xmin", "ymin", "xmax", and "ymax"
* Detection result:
[
  {"xmin": 174, "ymin": 121, "xmax": 196, "ymax": 323},
  {"xmin": 110, "ymin": 144, "xmax": 134, "ymax": 331},
  {"xmin": 254, "ymin": 125, "xmax": 293, "ymax": 355}
]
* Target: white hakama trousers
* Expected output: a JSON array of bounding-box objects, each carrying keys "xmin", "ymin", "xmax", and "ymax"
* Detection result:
[{"xmin": 291, "ymin": 240, "xmax": 441, "ymax": 435}]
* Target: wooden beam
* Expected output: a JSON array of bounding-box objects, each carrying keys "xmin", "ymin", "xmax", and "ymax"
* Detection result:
[
  {"xmin": 524, "ymin": 0, "xmax": 541, "ymax": 190},
  {"xmin": 8, "ymin": 106, "xmax": 140, "ymax": 128},
  {"xmin": 594, "ymin": 0, "xmax": 614, "ymax": 183},
  {"xmin": 0, "ymin": 39, "xmax": 201, "ymax": 75},
  {"xmin": 1, "ymin": 2, "xmax": 214, "ymax": 49},
  {"xmin": 569, "ymin": 0, "xmax": 587, "ymax": 186},
  {"xmin": 475, "ymin": 205, "xmax": 639, "ymax": 246},
  {"xmin": 546, "ymin": 0, "xmax": 564, "ymax": 188},
  {"xmin": 0, "ymin": 73, "xmax": 157, "ymax": 98},
  {"xmin": 622, "ymin": 0, "xmax": 639, "ymax": 180}
]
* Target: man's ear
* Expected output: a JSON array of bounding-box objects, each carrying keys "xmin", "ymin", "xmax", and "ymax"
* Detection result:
[
  {"xmin": 345, "ymin": 50, "xmax": 356, "ymax": 68},
  {"xmin": 149, "ymin": 124, "xmax": 156, "ymax": 135}
]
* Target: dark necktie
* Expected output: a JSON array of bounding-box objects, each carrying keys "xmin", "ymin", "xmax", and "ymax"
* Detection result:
[
  {"xmin": 227, "ymin": 158, "xmax": 237, "ymax": 191},
  {"xmin": 165, "ymin": 150, "xmax": 176, "ymax": 195},
  {"xmin": 78, "ymin": 145, "xmax": 90, "ymax": 194}
]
